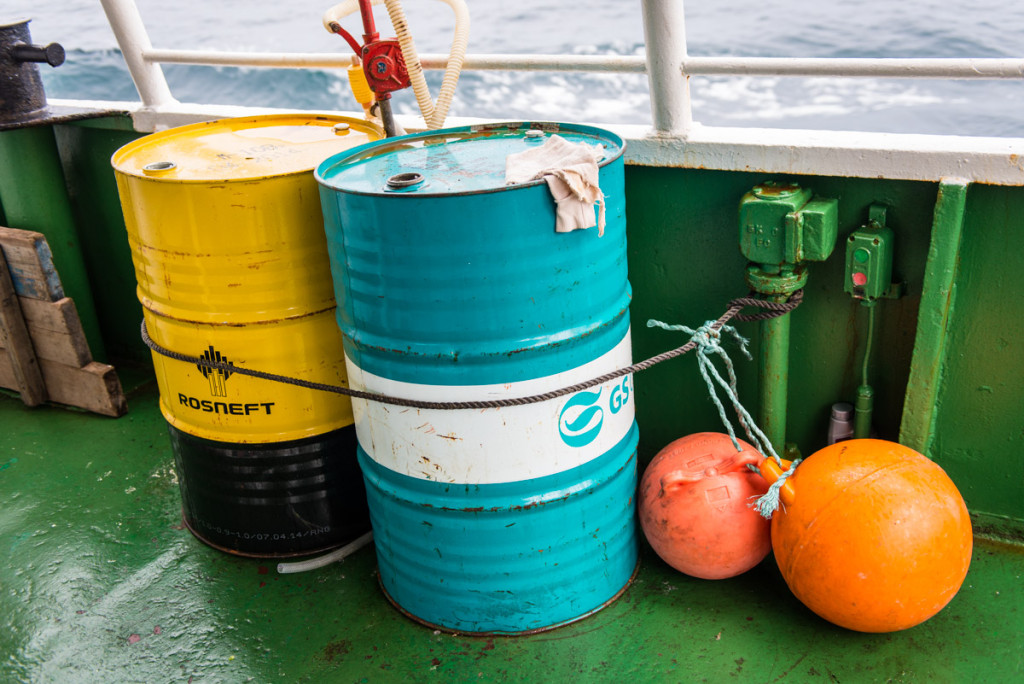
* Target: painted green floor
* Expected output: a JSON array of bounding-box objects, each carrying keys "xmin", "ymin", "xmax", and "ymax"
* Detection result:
[{"xmin": 2, "ymin": 382, "xmax": 1022, "ymax": 683}]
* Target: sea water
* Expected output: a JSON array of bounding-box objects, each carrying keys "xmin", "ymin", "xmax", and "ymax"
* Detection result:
[{"xmin": 26, "ymin": 0, "xmax": 1024, "ymax": 136}]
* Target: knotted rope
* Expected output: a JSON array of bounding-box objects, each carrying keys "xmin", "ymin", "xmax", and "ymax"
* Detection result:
[
  {"xmin": 141, "ymin": 290, "xmax": 803, "ymax": 515},
  {"xmin": 141, "ymin": 290, "xmax": 803, "ymax": 413},
  {"xmin": 648, "ymin": 296, "xmax": 804, "ymax": 519}
]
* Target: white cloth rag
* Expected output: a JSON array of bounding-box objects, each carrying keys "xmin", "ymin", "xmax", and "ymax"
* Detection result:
[{"xmin": 504, "ymin": 134, "xmax": 606, "ymax": 236}]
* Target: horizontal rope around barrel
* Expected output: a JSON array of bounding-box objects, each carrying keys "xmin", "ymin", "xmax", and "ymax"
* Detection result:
[
  {"xmin": 140, "ymin": 290, "xmax": 803, "ymax": 411},
  {"xmin": 729, "ymin": 288, "xmax": 804, "ymax": 322}
]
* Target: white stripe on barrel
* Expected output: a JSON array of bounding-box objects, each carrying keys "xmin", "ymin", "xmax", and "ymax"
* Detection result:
[{"xmin": 346, "ymin": 329, "xmax": 635, "ymax": 484}]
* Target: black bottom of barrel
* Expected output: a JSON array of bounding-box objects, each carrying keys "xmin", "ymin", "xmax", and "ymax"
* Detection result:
[{"xmin": 167, "ymin": 423, "xmax": 370, "ymax": 558}]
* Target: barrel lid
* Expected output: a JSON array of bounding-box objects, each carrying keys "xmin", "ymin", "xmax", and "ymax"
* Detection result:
[
  {"xmin": 315, "ymin": 121, "xmax": 624, "ymax": 196},
  {"xmin": 112, "ymin": 114, "xmax": 382, "ymax": 182}
]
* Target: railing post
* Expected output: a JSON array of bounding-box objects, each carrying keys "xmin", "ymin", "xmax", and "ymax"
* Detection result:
[
  {"xmin": 99, "ymin": 0, "xmax": 176, "ymax": 109},
  {"xmin": 641, "ymin": 0, "xmax": 692, "ymax": 137}
]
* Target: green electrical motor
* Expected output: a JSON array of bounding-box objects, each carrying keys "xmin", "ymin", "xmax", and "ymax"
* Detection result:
[
  {"xmin": 739, "ymin": 181, "xmax": 839, "ymax": 273},
  {"xmin": 737, "ymin": 180, "xmax": 839, "ymax": 455}
]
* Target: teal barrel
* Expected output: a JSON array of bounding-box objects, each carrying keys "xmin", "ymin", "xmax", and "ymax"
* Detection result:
[{"xmin": 316, "ymin": 122, "xmax": 638, "ymax": 634}]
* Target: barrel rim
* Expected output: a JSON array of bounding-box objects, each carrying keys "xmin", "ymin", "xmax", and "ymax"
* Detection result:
[
  {"xmin": 110, "ymin": 113, "xmax": 382, "ymax": 183},
  {"xmin": 377, "ymin": 559, "xmax": 641, "ymax": 635},
  {"xmin": 314, "ymin": 120, "xmax": 626, "ymax": 198}
]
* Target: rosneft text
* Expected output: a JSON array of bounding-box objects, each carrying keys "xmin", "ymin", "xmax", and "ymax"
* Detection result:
[{"xmin": 178, "ymin": 393, "xmax": 275, "ymax": 415}]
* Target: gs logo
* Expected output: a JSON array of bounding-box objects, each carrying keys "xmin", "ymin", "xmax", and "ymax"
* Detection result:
[{"xmin": 558, "ymin": 376, "xmax": 632, "ymax": 448}]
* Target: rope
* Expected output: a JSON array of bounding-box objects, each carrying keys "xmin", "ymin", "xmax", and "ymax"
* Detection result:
[
  {"xmin": 646, "ymin": 320, "xmax": 759, "ymax": 454},
  {"xmin": 730, "ymin": 288, "xmax": 804, "ymax": 322},
  {"xmin": 752, "ymin": 463, "xmax": 798, "ymax": 519},
  {"xmin": 140, "ymin": 290, "xmax": 803, "ymax": 412},
  {"xmin": 647, "ymin": 318, "xmax": 785, "ymax": 462},
  {"xmin": 649, "ymin": 293, "xmax": 807, "ymax": 520}
]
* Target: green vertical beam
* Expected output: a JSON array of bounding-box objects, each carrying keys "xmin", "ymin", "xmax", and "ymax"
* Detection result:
[
  {"xmin": 759, "ymin": 298, "xmax": 791, "ymax": 454},
  {"xmin": 899, "ymin": 179, "xmax": 969, "ymax": 455},
  {"xmin": 0, "ymin": 125, "xmax": 106, "ymax": 360}
]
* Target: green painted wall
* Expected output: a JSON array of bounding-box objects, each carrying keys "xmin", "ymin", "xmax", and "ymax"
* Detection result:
[
  {"xmin": 625, "ymin": 168, "xmax": 1024, "ymax": 520},
  {"xmin": 0, "ymin": 125, "xmax": 108, "ymax": 358},
  {"xmin": 625, "ymin": 168, "xmax": 936, "ymax": 459},
  {"xmin": 930, "ymin": 184, "xmax": 1024, "ymax": 519},
  {"xmin": 47, "ymin": 118, "xmax": 1024, "ymax": 521},
  {"xmin": 53, "ymin": 117, "xmax": 147, "ymax": 362}
]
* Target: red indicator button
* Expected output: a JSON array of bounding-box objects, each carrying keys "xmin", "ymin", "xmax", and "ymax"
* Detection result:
[{"xmin": 852, "ymin": 272, "xmax": 868, "ymax": 286}]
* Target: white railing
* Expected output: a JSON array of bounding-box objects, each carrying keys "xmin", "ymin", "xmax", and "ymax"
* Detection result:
[
  {"xmin": 100, "ymin": 0, "xmax": 1024, "ymax": 139},
  {"xmin": 143, "ymin": 49, "xmax": 647, "ymax": 72},
  {"xmin": 99, "ymin": 0, "xmax": 175, "ymax": 109}
]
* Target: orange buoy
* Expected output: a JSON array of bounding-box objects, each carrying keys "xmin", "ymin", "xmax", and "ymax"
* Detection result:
[
  {"xmin": 639, "ymin": 433, "xmax": 772, "ymax": 580},
  {"xmin": 760, "ymin": 439, "xmax": 973, "ymax": 632}
]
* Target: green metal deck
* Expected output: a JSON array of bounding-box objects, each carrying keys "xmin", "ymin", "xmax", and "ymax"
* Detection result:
[
  {"xmin": 2, "ymin": 382, "xmax": 1022, "ymax": 683},
  {"xmin": 3, "ymin": 114, "xmax": 1024, "ymax": 682}
]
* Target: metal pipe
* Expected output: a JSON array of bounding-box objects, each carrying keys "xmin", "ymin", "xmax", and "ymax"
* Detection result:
[
  {"xmin": 641, "ymin": 0, "xmax": 691, "ymax": 136},
  {"xmin": 99, "ymin": 0, "xmax": 176, "ymax": 108},
  {"xmin": 357, "ymin": 0, "xmax": 379, "ymax": 44},
  {"xmin": 378, "ymin": 98, "xmax": 398, "ymax": 137},
  {"xmin": 681, "ymin": 56, "xmax": 1024, "ymax": 79},
  {"xmin": 854, "ymin": 385, "xmax": 874, "ymax": 439},
  {"xmin": 758, "ymin": 298, "xmax": 790, "ymax": 455},
  {"xmin": 141, "ymin": 49, "xmax": 1024, "ymax": 80},
  {"xmin": 143, "ymin": 49, "xmax": 645, "ymax": 72}
]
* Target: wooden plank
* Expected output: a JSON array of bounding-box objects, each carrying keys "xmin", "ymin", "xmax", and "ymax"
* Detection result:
[
  {"xmin": 8, "ymin": 296, "xmax": 92, "ymax": 367},
  {"xmin": 0, "ymin": 250, "xmax": 46, "ymax": 406},
  {"xmin": 0, "ymin": 226, "xmax": 125, "ymax": 417},
  {"xmin": 0, "ymin": 225, "xmax": 65, "ymax": 302},
  {"xmin": 39, "ymin": 359, "xmax": 127, "ymax": 418},
  {"xmin": 0, "ymin": 351, "xmax": 127, "ymax": 417}
]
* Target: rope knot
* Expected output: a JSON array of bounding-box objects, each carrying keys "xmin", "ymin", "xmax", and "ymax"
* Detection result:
[
  {"xmin": 752, "ymin": 458, "xmax": 801, "ymax": 519},
  {"xmin": 689, "ymin": 321, "xmax": 725, "ymax": 355},
  {"xmin": 646, "ymin": 319, "xmax": 748, "ymax": 357},
  {"xmin": 649, "ymin": 314, "xmax": 793, "ymax": 517}
]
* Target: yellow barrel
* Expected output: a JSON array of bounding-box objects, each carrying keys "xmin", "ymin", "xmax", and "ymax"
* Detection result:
[{"xmin": 112, "ymin": 115, "xmax": 381, "ymax": 557}]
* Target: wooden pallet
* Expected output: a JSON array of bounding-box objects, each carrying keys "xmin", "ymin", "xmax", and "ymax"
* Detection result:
[{"xmin": 0, "ymin": 226, "xmax": 126, "ymax": 417}]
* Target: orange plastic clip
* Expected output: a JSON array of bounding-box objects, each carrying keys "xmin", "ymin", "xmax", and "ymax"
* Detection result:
[{"xmin": 755, "ymin": 456, "xmax": 797, "ymax": 507}]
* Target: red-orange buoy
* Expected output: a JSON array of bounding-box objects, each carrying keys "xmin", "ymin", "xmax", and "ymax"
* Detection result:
[
  {"xmin": 760, "ymin": 439, "xmax": 973, "ymax": 632},
  {"xmin": 639, "ymin": 433, "xmax": 771, "ymax": 579}
]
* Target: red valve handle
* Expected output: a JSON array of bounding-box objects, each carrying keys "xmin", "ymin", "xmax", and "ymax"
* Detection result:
[{"xmin": 327, "ymin": 0, "xmax": 411, "ymax": 97}]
